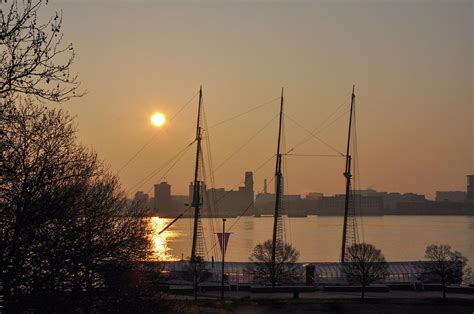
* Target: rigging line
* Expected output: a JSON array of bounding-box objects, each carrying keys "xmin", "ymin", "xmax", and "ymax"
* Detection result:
[
  {"xmin": 116, "ymin": 91, "xmax": 199, "ymax": 175},
  {"xmin": 313, "ymin": 109, "xmax": 351, "ymax": 135},
  {"xmin": 157, "ymin": 205, "xmax": 193, "ymax": 235},
  {"xmin": 284, "ymin": 113, "xmax": 345, "ymax": 156},
  {"xmin": 285, "ymin": 109, "xmax": 350, "ymax": 155},
  {"xmin": 207, "ymin": 153, "xmax": 276, "ymax": 213},
  {"xmin": 284, "ymin": 154, "xmax": 345, "ymax": 157},
  {"xmin": 214, "ymin": 113, "xmax": 279, "ymax": 173},
  {"xmin": 201, "ymin": 102, "xmax": 220, "ymax": 259},
  {"xmin": 283, "ymin": 148, "xmax": 292, "ymax": 245},
  {"xmin": 205, "ymin": 176, "xmax": 277, "ymax": 256},
  {"xmin": 202, "ymin": 100, "xmax": 221, "ymax": 261},
  {"xmin": 201, "ymin": 118, "xmax": 219, "ymax": 257},
  {"xmin": 127, "ymin": 140, "xmax": 196, "ymax": 194},
  {"xmin": 200, "ymin": 147, "xmax": 218, "ymax": 261},
  {"xmin": 281, "ymin": 110, "xmax": 288, "ymax": 244},
  {"xmin": 144, "ymin": 143, "xmax": 194, "ymax": 196},
  {"xmin": 209, "ymin": 96, "xmax": 280, "ymax": 129},
  {"xmin": 204, "ymin": 151, "xmax": 277, "ymax": 264},
  {"xmin": 229, "ymin": 176, "xmax": 276, "ymax": 232},
  {"xmin": 310, "ymin": 97, "xmax": 350, "ymax": 134},
  {"xmin": 283, "ymin": 95, "xmax": 349, "ymax": 154},
  {"xmin": 128, "ymin": 139, "xmax": 195, "ymax": 193},
  {"xmin": 353, "ymin": 105, "xmax": 365, "ymax": 242}
]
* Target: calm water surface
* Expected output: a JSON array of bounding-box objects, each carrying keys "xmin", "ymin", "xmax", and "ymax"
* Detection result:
[{"xmin": 149, "ymin": 216, "xmax": 474, "ymax": 266}]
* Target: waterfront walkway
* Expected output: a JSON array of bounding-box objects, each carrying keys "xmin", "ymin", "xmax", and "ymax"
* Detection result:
[
  {"xmin": 186, "ymin": 289, "xmax": 474, "ymax": 300},
  {"xmin": 168, "ymin": 291, "xmax": 474, "ymax": 314}
]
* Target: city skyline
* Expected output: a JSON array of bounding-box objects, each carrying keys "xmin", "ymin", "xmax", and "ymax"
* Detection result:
[
  {"xmin": 133, "ymin": 173, "xmax": 474, "ymax": 202},
  {"xmin": 40, "ymin": 1, "xmax": 472, "ymax": 200},
  {"xmin": 131, "ymin": 174, "xmax": 474, "ymax": 221}
]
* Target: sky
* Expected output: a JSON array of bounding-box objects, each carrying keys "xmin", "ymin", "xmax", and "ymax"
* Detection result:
[{"xmin": 38, "ymin": 0, "xmax": 472, "ymax": 199}]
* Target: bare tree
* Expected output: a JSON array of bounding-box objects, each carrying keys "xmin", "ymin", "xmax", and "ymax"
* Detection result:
[
  {"xmin": 248, "ymin": 240, "xmax": 301, "ymax": 286},
  {"xmin": 342, "ymin": 243, "xmax": 388, "ymax": 300},
  {"xmin": 0, "ymin": 102, "xmax": 149, "ymax": 311},
  {"xmin": 0, "ymin": 101, "xmax": 93, "ymax": 305},
  {"xmin": 423, "ymin": 244, "xmax": 471, "ymax": 299},
  {"xmin": 0, "ymin": 0, "xmax": 83, "ymax": 102}
]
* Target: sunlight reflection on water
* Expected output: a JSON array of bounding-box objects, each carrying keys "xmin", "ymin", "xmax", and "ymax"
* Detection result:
[{"xmin": 148, "ymin": 217, "xmax": 177, "ymax": 261}]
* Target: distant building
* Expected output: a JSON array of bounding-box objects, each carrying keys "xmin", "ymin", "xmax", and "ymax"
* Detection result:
[
  {"xmin": 184, "ymin": 172, "xmax": 255, "ymax": 217},
  {"xmin": 254, "ymin": 192, "xmax": 303, "ymax": 216},
  {"xmin": 132, "ymin": 191, "xmax": 150, "ymax": 212},
  {"xmin": 353, "ymin": 189, "xmax": 378, "ymax": 197},
  {"xmin": 154, "ymin": 182, "xmax": 173, "ymax": 214},
  {"xmin": 467, "ymin": 175, "xmax": 474, "ymax": 203},
  {"xmin": 319, "ymin": 194, "xmax": 384, "ymax": 215},
  {"xmin": 133, "ymin": 191, "xmax": 149, "ymax": 204},
  {"xmin": 401, "ymin": 193, "xmax": 426, "ymax": 202},
  {"xmin": 245, "ymin": 171, "xmax": 254, "ymax": 206},
  {"xmin": 381, "ymin": 193, "xmax": 402, "ymax": 210},
  {"xmin": 205, "ymin": 172, "xmax": 255, "ymax": 216},
  {"xmin": 172, "ymin": 195, "xmax": 189, "ymax": 208},
  {"xmin": 435, "ymin": 191, "xmax": 467, "ymax": 202},
  {"xmin": 306, "ymin": 192, "xmax": 324, "ymax": 200}
]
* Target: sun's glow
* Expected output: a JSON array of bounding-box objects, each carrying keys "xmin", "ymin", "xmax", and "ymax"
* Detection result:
[{"xmin": 151, "ymin": 112, "xmax": 166, "ymax": 127}]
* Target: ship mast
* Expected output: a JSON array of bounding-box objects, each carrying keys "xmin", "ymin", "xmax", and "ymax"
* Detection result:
[
  {"xmin": 271, "ymin": 88, "xmax": 284, "ymax": 288},
  {"xmin": 340, "ymin": 85, "xmax": 356, "ymax": 262},
  {"xmin": 191, "ymin": 86, "xmax": 203, "ymax": 262}
]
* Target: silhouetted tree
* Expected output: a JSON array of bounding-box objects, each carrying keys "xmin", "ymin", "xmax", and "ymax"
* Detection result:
[
  {"xmin": 248, "ymin": 240, "xmax": 301, "ymax": 286},
  {"xmin": 423, "ymin": 244, "xmax": 471, "ymax": 299},
  {"xmin": 1, "ymin": 101, "xmax": 93, "ymax": 304},
  {"xmin": 342, "ymin": 243, "xmax": 388, "ymax": 300},
  {"xmin": 0, "ymin": 0, "xmax": 83, "ymax": 102},
  {"xmin": 0, "ymin": 102, "xmax": 149, "ymax": 310}
]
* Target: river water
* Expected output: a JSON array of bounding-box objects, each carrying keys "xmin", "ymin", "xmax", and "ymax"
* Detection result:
[{"xmin": 149, "ymin": 215, "xmax": 474, "ymax": 266}]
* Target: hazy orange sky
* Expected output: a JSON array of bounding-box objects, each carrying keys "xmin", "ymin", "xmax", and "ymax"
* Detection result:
[{"xmin": 43, "ymin": 1, "xmax": 472, "ymax": 199}]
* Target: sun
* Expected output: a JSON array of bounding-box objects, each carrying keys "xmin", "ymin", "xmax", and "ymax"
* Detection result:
[{"xmin": 151, "ymin": 112, "xmax": 166, "ymax": 127}]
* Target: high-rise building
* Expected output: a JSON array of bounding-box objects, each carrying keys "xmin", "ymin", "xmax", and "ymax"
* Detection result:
[
  {"xmin": 154, "ymin": 182, "xmax": 172, "ymax": 212},
  {"xmin": 467, "ymin": 175, "xmax": 474, "ymax": 202},
  {"xmin": 244, "ymin": 171, "xmax": 254, "ymax": 206}
]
